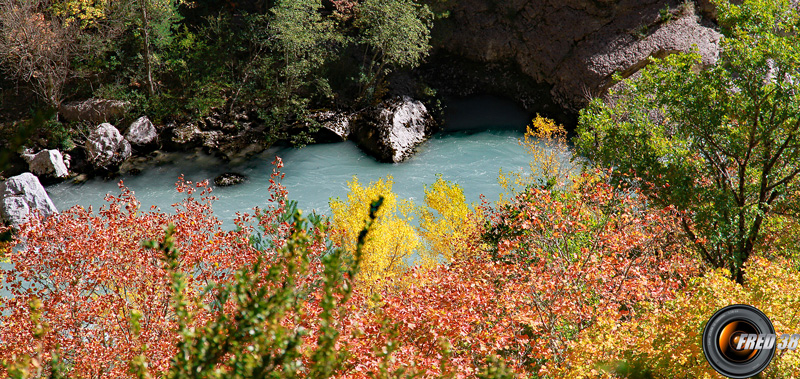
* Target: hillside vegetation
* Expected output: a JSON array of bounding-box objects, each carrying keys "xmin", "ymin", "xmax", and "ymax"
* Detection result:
[{"xmin": 2, "ymin": 0, "xmax": 800, "ymax": 378}]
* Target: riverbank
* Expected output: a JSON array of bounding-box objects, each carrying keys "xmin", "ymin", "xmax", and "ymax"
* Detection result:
[{"xmin": 43, "ymin": 96, "xmax": 544, "ymax": 225}]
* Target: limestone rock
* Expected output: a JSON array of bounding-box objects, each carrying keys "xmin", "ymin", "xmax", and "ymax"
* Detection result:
[
  {"xmin": 171, "ymin": 123, "xmax": 201, "ymax": 146},
  {"xmin": 310, "ymin": 111, "xmax": 353, "ymax": 142},
  {"xmin": 0, "ymin": 173, "xmax": 58, "ymax": 228},
  {"xmin": 21, "ymin": 149, "xmax": 69, "ymax": 179},
  {"xmin": 214, "ymin": 172, "xmax": 247, "ymax": 187},
  {"xmin": 85, "ymin": 123, "xmax": 132, "ymax": 168},
  {"xmin": 59, "ymin": 98, "xmax": 128, "ymax": 123},
  {"xmin": 352, "ymin": 97, "xmax": 434, "ymax": 163},
  {"xmin": 126, "ymin": 116, "xmax": 157, "ymax": 145},
  {"xmin": 438, "ymin": 0, "xmax": 722, "ymax": 110}
]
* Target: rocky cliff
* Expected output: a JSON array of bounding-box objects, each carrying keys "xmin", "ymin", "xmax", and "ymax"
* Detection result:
[{"xmin": 433, "ymin": 0, "xmax": 722, "ymax": 111}]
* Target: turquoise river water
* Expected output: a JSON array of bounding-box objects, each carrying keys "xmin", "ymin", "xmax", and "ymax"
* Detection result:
[{"xmin": 44, "ymin": 96, "xmax": 563, "ymax": 224}]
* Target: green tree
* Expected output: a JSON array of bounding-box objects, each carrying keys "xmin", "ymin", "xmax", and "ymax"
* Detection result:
[
  {"xmin": 131, "ymin": 0, "xmax": 182, "ymax": 96},
  {"xmin": 270, "ymin": 0, "xmax": 340, "ymax": 102},
  {"xmin": 576, "ymin": 0, "xmax": 800, "ymax": 283},
  {"xmin": 354, "ymin": 0, "xmax": 432, "ymax": 102}
]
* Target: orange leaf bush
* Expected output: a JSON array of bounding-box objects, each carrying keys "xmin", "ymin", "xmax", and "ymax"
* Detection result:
[
  {"xmin": 0, "ymin": 158, "xmax": 326, "ymax": 378},
  {"xmin": 0, "ymin": 162, "xmax": 703, "ymax": 378},
  {"xmin": 332, "ymin": 173, "xmax": 699, "ymax": 377}
]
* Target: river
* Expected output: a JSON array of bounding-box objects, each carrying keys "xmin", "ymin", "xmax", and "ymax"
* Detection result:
[{"xmin": 44, "ymin": 96, "xmax": 553, "ymax": 224}]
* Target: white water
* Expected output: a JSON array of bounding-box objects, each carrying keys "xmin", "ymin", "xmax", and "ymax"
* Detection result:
[{"xmin": 44, "ymin": 96, "xmax": 543, "ymax": 223}]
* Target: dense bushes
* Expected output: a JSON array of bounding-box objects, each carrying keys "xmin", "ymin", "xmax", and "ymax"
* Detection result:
[
  {"xmin": 4, "ymin": 0, "xmax": 800, "ymax": 377},
  {"xmin": 2, "ymin": 117, "xmax": 800, "ymax": 377},
  {"xmin": 0, "ymin": 158, "xmax": 702, "ymax": 378},
  {"xmin": 557, "ymin": 257, "xmax": 800, "ymax": 378},
  {"xmin": 577, "ymin": 0, "xmax": 800, "ymax": 283}
]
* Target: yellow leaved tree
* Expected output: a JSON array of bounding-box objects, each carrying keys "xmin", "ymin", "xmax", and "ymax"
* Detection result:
[
  {"xmin": 330, "ymin": 175, "xmax": 482, "ymax": 289},
  {"xmin": 555, "ymin": 257, "xmax": 800, "ymax": 378},
  {"xmin": 498, "ymin": 115, "xmax": 580, "ymax": 204},
  {"xmin": 416, "ymin": 175, "xmax": 481, "ymax": 262},
  {"xmin": 51, "ymin": 0, "xmax": 112, "ymax": 28},
  {"xmin": 330, "ymin": 176, "xmax": 422, "ymax": 285}
]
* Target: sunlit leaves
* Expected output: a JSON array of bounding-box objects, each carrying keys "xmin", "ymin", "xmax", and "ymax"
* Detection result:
[
  {"xmin": 577, "ymin": 0, "xmax": 800, "ymax": 282},
  {"xmin": 329, "ymin": 176, "xmax": 422, "ymax": 285},
  {"xmin": 559, "ymin": 257, "xmax": 800, "ymax": 378},
  {"xmin": 270, "ymin": 0, "xmax": 340, "ymax": 98},
  {"xmin": 332, "ymin": 173, "xmax": 698, "ymax": 377},
  {"xmin": 416, "ymin": 175, "xmax": 481, "ymax": 262},
  {"xmin": 498, "ymin": 116, "xmax": 578, "ymax": 203},
  {"xmin": 0, "ymin": 171, "xmax": 279, "ymax": 377},
  {"xmin": 355, "ymin": 0, "xmax": 432, "ymax": 69}
]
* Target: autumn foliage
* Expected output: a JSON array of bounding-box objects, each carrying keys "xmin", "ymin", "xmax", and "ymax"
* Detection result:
[
  {"xmin": 330, "ymin": 176, "xmax": 423, "ymax": 284},
  {"xmin": 3, "ymin": 117, "xmax": 800, "ymax": 378},
  {"xmin": 0, "ymin": 158, "xmax": 321, "ymax": 378}
]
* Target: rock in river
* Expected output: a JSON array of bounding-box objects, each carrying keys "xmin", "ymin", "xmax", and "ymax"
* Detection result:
[
  {"xmin": 125, "ymin": 116, "xmax": 158, "ymax": 146},
  {"xmin": 21, "ymin": 149, "xmax": 69, "ymax": 179},
  {"xmin": 352, "ymin": 96, "xmax": 434, "ymax": 163},
  {"xmin": 214, "ymin": 172, "xmax": 247, "ymax": 187},
  {"xmin": 0, "ymin": 173, "xmax": 58, "ymax": 228},
  {"xmin": 85, "ymin": 123, "xmax": 132, "ymax": 169}
]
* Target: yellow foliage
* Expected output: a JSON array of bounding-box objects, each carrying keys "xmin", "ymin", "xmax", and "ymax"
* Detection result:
[
  {"xmin": 498, "ymin": 115, "xmax": 578, "ymax": 204},
  {"xmin": 52, "ymin": 0, "xmax": 110, "ymax": 28},
  {"xmin": 330, "ymin": 176, "xmax": 422, "ymax": 285},
  {"xmin": 330, "ymin": 175, "xmax": 482, "ymax": 290},
  {"xmin": 554, "ymin": 257, "xmax": 800, "ymax": 378},
  {"xmin": 416, "ymin": 175, "xmax": 481, "ymax": 262}
]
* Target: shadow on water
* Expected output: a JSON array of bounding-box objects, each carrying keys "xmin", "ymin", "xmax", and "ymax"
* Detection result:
[{"xmin": 441, "ymin": 94, "xmax": 533, "ymax": 133}]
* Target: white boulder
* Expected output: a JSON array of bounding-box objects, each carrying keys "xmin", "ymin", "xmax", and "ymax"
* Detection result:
[
  {"xmin": 0, "ymin": 173, "xmax": 58, "ymax": 228},
  {"xmin": 85, "ymin": 123, "xmax": 132, "ymax": 168},
  {"xmin": 21, "ymin": 149, "xmax": 69, "ymax": 178},
  {"xmin": 352, "ymin": 96, "xmax": 434, "ymax": 163},
  {"xmin": 125, "ymin": 116, "xmax": 157, "ymax": 145}
]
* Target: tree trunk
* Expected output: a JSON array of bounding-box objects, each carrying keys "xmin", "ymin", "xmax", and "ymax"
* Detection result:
[{"xmin": 140, "ymin": 0, "xmax": 155, "ymax": 96}]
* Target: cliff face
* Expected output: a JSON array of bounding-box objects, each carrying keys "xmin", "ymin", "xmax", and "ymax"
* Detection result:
[{"xmin": 434, "ymin": 0, "xmax": 722, "ymax": 111}]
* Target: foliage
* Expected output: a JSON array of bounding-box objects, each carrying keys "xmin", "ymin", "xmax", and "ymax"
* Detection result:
[
  {"xmin": 354, "ymin": 0, "xmax": 433, "ymax": 102},
  {"xmin": 270, "ymin": 0, "xmax": 340, "ymax": 102},
  {"xmin": 0, "ymin": 0, "xmax": 77, "ymax": 107},
  {"xmin": 0, "ymin": 178, "xmax": 253, "ymax": 377},
  {"xmin": 326, "ymin": 174, "xmax": 698, "ymax": 377},
  {"xmin": 0, "ymin": 0, "xmax": 437, "ymax": 147},
  {"xmin": 576, "ymin": 0, "xmax": 800, "ymax": 282},
  {"xmin": 329, "ymin": 176, "xmax": 424, "ymax": 285},
  {"xmin": 329, "ymin": 174, "xmax": 483, "ymax": 286},
  {"xmin": 356, "ymin": 0, "xmax": 432, "ymax": 70},
  {"xmin": 558, "ymin": 256, "xmax": 800, "ymax": 378},
  {"xmin": 0, "ymin": 151, "xmax": 709, "ymax": 378},
  {"xmin": 2, "ymin": 299, "xmax": 67, "ymax": 379},
  {"xmin": 128, "ymin": 0, "xmax": 183, "ymax": 96},
  {"xmin": 52, "ymin": 0, "xmax": 109, "ymax": 27},
  {"xmin": 416, "ymin": 175, "xmax": 482, "ymax": 262},
  {"xmin": 0, "ymin": 0, "xmax": 128, "ymax": 107},
  {"xmin": 0, "ymin": 158, "xmax": 310, "ymax": 378},
  {"xmin": 498, "ymin": 115, "xmax": 578, "ymax": 203},
  {"xmin": 132, "ymin": 200, "xmax": 381, "ymax": 378},
  {"xmin": 483, "ymin": 173, "xmax": 698, "ymax": 375}
]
